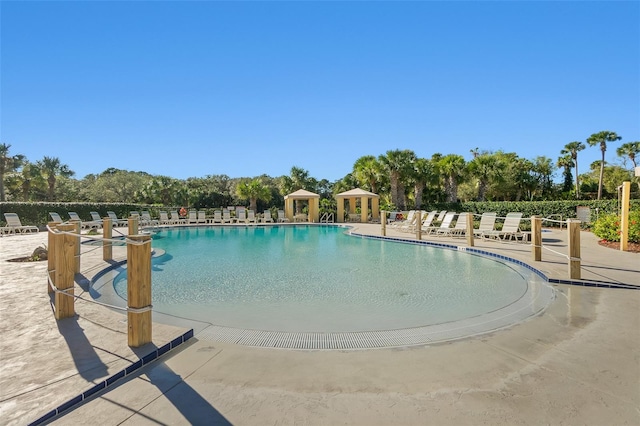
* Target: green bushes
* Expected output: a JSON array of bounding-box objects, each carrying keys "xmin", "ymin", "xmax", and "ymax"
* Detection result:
[{"xmin": 592, "ymin": 210, "xmax": 640, "ymax": 243}]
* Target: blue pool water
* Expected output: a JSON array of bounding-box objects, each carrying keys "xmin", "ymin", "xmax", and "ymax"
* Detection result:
[{"xmin": 112, "ymin": 225, "xmax": 547, "ymax": 333}]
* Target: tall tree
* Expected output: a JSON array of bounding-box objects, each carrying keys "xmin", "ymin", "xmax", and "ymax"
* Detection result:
[
  {"xmin": 378, "ymin": 149, "xmax": 416, "ymax": 210},
  {"xmin": 281, "ymin": 166, "xmax": 314, "ymax": 195},
  {"xmin": 352, "ymin": 155, "xmax": 383, "ymax": 193},
  {"xmin": 38, "ymin": 156, "xmax": 74, "ymax": 201},
  {"xmin": 438, "ymin": 154, "xmax": 466, "ymax": 203},
  {"xmin": 0, "ymin": 143, "xmax": 25, "ymax": 201},
  {"xmin": 556, "ymin": 155, "xmax": 575, "ymax": 194},
  {"xmin": 236, "ymin": 178, "xmax": 272, "ymax": 212},
  {"xmin": 616, "ymin": 141, "xmax": 639, "ymax": 169},
  {"xmin": 408, "ymin": 158, "xmax": 436, "ymax": 208},
  {"xmin": 467, "ymin": 153, "xmax": 503, "ymax": 201},
  {"xmin": 587, "ymin": 131, "xmax": 621, "ymax": 200},
  {"xmin": 560, "ymin": 141, "xmax": 585, "ymax": 199}
]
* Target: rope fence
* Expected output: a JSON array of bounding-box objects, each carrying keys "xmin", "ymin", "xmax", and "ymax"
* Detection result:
[
  {"xmin": 381, "ymin": 211, "xmax": 584, "ymax": 280},
  {"xmin": 47, "ymin": 216, "xmax": 153, "ymax": 347}
]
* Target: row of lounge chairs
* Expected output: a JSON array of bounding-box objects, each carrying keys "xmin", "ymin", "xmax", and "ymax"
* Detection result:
[{"xmin": 390, "ymin": 210, "xmax": 527, "ymax": 241}]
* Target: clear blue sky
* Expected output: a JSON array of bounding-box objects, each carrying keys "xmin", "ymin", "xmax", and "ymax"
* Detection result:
[{"xmin": 1, "ymin": 1, "xmax": 638, "ymax": 182}]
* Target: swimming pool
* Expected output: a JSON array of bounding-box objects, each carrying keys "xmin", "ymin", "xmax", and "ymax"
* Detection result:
[{"xmin": 99, "ymin": 225, "xmax": 554, "ymax": 347}]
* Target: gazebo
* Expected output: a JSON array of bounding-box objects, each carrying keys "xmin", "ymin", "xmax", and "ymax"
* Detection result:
[
  {"xmin": 335, "ymin": 188, "xmax": 380, "ymax": 223},
  {"xmin": 284, "ymin": 189, "xmax": 320, "ymax": 223}
]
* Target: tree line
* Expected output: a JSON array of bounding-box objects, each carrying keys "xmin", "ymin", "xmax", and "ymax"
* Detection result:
[{"xmin": 1, "ymin": 130, "xmax": 638, "ymax": 211}]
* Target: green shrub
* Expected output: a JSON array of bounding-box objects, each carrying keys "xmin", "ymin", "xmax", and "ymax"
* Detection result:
[{"xmin": 592, "ymin": 210, "xmax": 640, "ymax": 243}]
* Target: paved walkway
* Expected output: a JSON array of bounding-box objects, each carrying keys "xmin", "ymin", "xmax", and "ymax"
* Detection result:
[{"xmin": 1, "ymin": 224, "xmax": 638, "ymax": 425}]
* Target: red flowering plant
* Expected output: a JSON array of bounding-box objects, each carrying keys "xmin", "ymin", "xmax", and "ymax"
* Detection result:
[
  {"xmin": 592, "ymin": 210, "xmax": 640, "ymax": 243},
  {"xmin": 179, "ymin": 207, "xmax": 187, "ymax": 218}
]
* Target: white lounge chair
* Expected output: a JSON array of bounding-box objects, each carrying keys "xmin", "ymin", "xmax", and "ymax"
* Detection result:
[
  {"xmin": 262, "ymin": 210, "xmax": 273, "ymax": 223},
  {"xmin": 435, "ymin": 212, "xmax": 469, "ymax": 237},
  {"xmin": 197, "ymin": 210, "xmax": 208, "ymax": 224},
  {"xmin": 4, "ymin": 213, "xmax": 39, "ymax": 233},
  {"xmin": 90, "ymin": 211, "xmax": 104, "ymax": 226},
  {"xmin": 482, "ymin": 213, "xmax": 524, "ymax": 241},
  {"xmin": 188, "ymin": 210, "xmax": 198, "ymax": 224},
  {"xmin": 424, "ymin": 212, "xmax": 456, "ymax": 235},
  {"xmin": 419, "ymin": 211, "xmax": 438, "ymax": 232},
  {"xmin": 159, "ymin": 211, "xmax": 172, "ymax": 225},
  {"xmin": 391, "ymin": 210, "xmax": 416, "ymax": 229},
  {"xmin": 107, "ymin": 211, "xmax": 127, "ymax": 227},
  {"xmin": 277, "ymin": 210, "xmax": 289, "ymax": 223},
  {"xmin": 222, "ymin": 209, "xmax": 233, "ymax": 224},
  {"xmin": 237, "ymin": 209, "xmax": 247, "ymax": 223},
  {"xmin": 69, "ymin": 211, "xmax": 102, "ymax": 229},
  {"xmin": 170, "ymin": 210, "xmax": 186, "ymax": 225},
  {"xmin": 247, "ymin": 210, "xmax": 257, "ymax": 223},
  {"xmin": 211, "ymin": 210, "xmax": 223, "ymax": 224},
  {"xmin": 141, "ymin": 211, "xmax": 159, "ymax": 226},
  {"xmin": 49, "ymin": 212, "xmax": 65, "ymax": 223},
  {"xmin": 473, "ymin": 212, "xmax": 497, "ymax": 237}
]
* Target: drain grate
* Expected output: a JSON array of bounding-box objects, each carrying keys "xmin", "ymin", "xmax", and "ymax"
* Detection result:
[{"xmin": 195, "ymin": 281, "xmax": 555, "ymax": 350}]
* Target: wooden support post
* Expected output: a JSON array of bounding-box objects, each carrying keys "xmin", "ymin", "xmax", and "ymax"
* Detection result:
[
  {"xmin": 128, "ymin": 216, "xmax": 139, "ymax": 236},
  {"xmin": 103, "ymin": 217, "xmax": 112, "ymax": 261},
  {"xmin": 568, "ymin": 219, "xmax": 581, "ymax": 280},
  {"xmin": 127, "ymin": 234, "xmax": 152, "ymax": 347},
  {"xmin": 531, "ymin": 215, "xmax": 542, "ymax": 261},
  {"xmin": 620, "ymin": 181, "xmax": 631, "ymax": 251},
  {"xmin": 70, "ymin": 219, "xmax": 81, "ymax": 273},
  {"xmin": 47, "ymin": 221, "xmax": 60, "ymax": 294},
  {"xmin": 381, "ymin": 210, "xmax": 386, "ymax": 236},
  {"xmin": 54, "ymin": 223, "xmax": 77, "ymax": 319},
  {"xmin": 466, "ymin": 213, "xmax": 474, "ymax": 247},
  {"xmin": 415, "ymin": 210, "xmax": 422, "ymax": 240}
]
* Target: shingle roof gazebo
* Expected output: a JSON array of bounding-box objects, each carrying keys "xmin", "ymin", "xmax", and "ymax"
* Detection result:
[
  {"xmin": 335, "ymin": 188, "xmax": 380, "ymax": 223},
  {"xmin": 284, "ymin": 189, "xmax": 320, "ymax": 222}
]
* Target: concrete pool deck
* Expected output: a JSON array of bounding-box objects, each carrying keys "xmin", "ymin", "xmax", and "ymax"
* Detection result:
[{"xmin": 0, "ymin": 223, "xmax": 638, "ymax": 425}]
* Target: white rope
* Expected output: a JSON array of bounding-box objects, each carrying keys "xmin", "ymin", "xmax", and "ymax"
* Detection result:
[
  {"xmin": 47, "ymin": 225, "xmax": 150, "ymax": 246},
  {"xmin": 47, "ymin": 273, "xmax": 152, "ymax": 313}
]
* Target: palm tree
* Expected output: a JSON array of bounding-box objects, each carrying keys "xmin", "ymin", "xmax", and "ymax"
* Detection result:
[
  {"xmin": 37, "ymin": 156, "xmax": 74, "ymax": 201},
  {"xmin": 438, "ymin": 154, "xmax": 466, "ymax": 203},
  {"xmin": 556, "ymin": 155, "xmax": 575, "ymax": 194},
  {"xmin": 352, "ymin": 155, "xmax": 383, "ymax": 193},
  {"xmin": 378, "ymin": 149, "xmax": 416, "ymax": 210},
  {"xmin": 281, "ymin": 166, "xmax": 313, "ymax": 194},
  {"xmin": 0, "ymin": 143, "xmax": 25, "ymax": 201},
  {"xmin": 408, "ymin": 158, "xmax": 436, "ymax": 208},
  {"xmin": 467, "ymin": 153, "xmax": 503, "ymax": 201},
  {"xmin": 236, "ymin": 178, "xmax": 272, "ymax": 212},
  {"xmin": 587, "ymin": 131, "xmax": 622, "ymax": 200},
  {"xmin": 560, "ymin": 141, "xmax": 585, "ymax": 199},
  {"xmin": 616, "ymin": 141, "xmax": 639, "ymax": 169}
]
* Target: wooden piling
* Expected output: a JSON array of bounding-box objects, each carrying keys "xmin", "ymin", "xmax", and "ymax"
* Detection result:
[
  {"xmin": 531, "ymin": 215, "xmax": 542, "ymax": 261},
  {"xmin": 70, "ymin": 219, "xmax": 81, "ymax": 273},
  {"xmin": 127, "ymin": 234, "xmax": 152, "ymax": 347},
  {"xmin": 568, "ymin": 219, "xmax": 581, "ymax": 279},
  {"xmin": 103, "ymin": 217, "xmax": 112, "ymax": 261},
  {"xmin": 381, "ymin": 210, "xmax": 386, "ymax": 236},
  {"xmin": 620, "ymin": 181, "xmax": 631, "ymax": 251},
  {"xmin": 466, "ymin": 213, "xmax": 474, "ymax": 247},
  {"xmin": 128, "ymin": 216, "xmax": 138, "ymax": 236},
  {"xmin": 415, "ymin": 210, "xmax": 422, "ymax": 240},
  {"xmin": 54, "ymin": 223, "xmax": 77, "ymax": 319},
  {"xmin": 47, "ymin": 221, "xmax": 60, "ymax": 294}
]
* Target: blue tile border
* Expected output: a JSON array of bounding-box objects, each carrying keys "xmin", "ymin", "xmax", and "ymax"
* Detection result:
[
  {"xmin": 28, "ymin": 328, "xmax": 194, "ymax": 426},
  {"xmin": 350, "ymin": 232, "xmax": 639, "ymax": 290}
]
